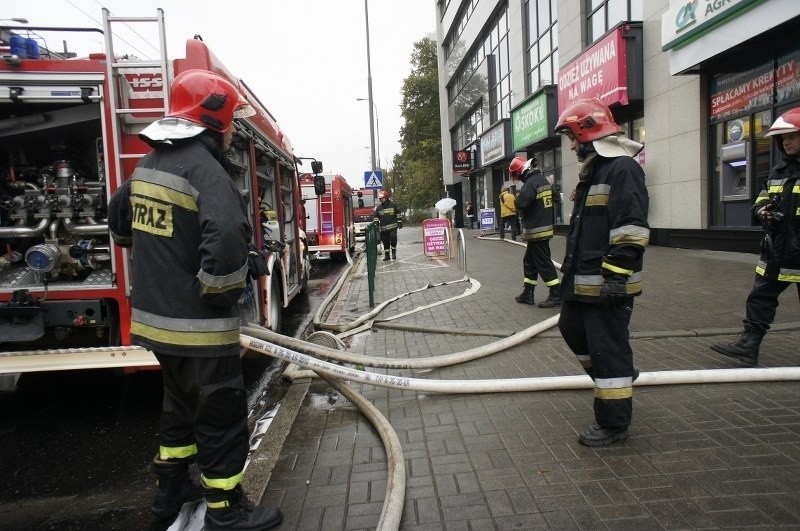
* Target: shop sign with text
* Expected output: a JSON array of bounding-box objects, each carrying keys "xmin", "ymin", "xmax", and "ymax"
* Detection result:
[
  {"xmin": 480, "ymin": 120, "xmax": 510, "ymax": 165},
  {"xmin": 512, "ymin": 92, "xmax": 549, "ymax": 150},
  {"xmin": 557, "ymin": 26, "xmax": 628, "ymax": 110},
  {"xmin": 452, "ymin": 150, "xmax": 472, "ymax": 172}
]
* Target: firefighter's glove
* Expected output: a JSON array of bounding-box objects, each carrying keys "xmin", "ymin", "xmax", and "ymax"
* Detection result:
[
  {"xmin": 600, "ymin": 273, "xmax": 628, "ymax": 309},
  {"xmin": 247, "ymin": 243, "xmax": 269, "ymax": 279}
]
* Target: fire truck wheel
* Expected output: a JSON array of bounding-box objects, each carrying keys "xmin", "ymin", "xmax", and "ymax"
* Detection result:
[
  {"xmin": 300, "ymin": 271, "xmax": 309, "ymax": 294},
  {"xmin": 268, "ymin": 277, "xmax": 283, "ymax": 333}
]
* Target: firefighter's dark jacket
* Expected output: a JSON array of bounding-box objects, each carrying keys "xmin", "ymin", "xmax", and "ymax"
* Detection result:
[
  {"xmin": 752, "ymin": 156, "xmax": 800, "ymax": 282},
  {"xmin": 108, "ymin": 137, "xmax": 251, "ymax": 357},
  {"xmin": 515, "ymin": 169, "xmax": 554, "ymax": 241},
  {"xmin": 374, "ymin": 199, "xmax": 400, "ymax": 232},
  {"xmin": 560, "ymin": 154, "xmax": 650, "ymax": 303}
]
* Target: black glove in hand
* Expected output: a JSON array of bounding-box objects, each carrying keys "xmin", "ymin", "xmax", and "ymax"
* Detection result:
[
  {"xmin": 600, "ymin": 273, "xmax": 628, "ymax": 309},
  {"xmin": 247, "ymin": 243, "xmax": 269, "ymax": 279}
]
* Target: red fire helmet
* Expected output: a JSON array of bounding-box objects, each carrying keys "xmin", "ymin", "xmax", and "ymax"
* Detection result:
[
  {"xmin": 554, "ymin": 98, "xmax": 622, "ymax": 143},
  {"xmin": 167, "ymin": 69, "xmax": 254, "ymax": 134}
]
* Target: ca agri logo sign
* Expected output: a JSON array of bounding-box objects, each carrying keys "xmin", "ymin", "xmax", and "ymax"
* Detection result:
[
  {"xmin": 663, "ymin": 0, "xmax": 756, "ymax": 51},
  {"xmin": 674, "ymin": 0, "xmax": 699, "ymax": 33}
]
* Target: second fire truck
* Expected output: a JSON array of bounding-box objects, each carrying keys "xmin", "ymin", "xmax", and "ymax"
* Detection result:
[{"xmin": 300, "ymin": 173, "xmax": 355, "ymax": 261}]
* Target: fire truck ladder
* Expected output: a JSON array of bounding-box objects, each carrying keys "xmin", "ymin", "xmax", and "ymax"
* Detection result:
[{"xmin": 101, "ymin": 7, "xmax": 170, "ymax": 181}]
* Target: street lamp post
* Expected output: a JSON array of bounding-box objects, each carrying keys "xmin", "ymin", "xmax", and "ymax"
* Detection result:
[
  {"xmin": 363, "ymin": 0, "xmax": 377, "ymax": 172},
  {"xmin": 356, "ymin": 98, "xmax": 380, "ymax": 169}
]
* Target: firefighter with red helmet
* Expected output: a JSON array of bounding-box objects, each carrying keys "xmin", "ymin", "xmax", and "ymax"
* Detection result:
[
  {"xmin": 373, "ymin": 189, "xmax": 401, "ymax": 261},
  {"xmin": 108, "ymin": 69, "xmax": 282, "ymax": 529},
  {"xmin": 510, "ymin": 156, "xmax": 561, "ymax": 307},
  {"xmin": 712, "ymin": 107, "xmax": 800, "ymax": 366},
  {"xmin": 554, "ymin": 98, "xmax": 649, "ymax": 447}
]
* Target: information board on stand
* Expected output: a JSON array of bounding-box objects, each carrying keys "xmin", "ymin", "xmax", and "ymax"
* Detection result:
[
  {"xmin": 423, "ymin": 218, "xmax": 451, "ymax": 258},
  {"xmin": 479, "ymin": 208, "xmax": 495, "ymax": 236}
]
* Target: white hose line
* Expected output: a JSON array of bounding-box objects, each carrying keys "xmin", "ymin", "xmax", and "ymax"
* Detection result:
[
  {"xmin": 312, "ymin": 252, "xmax": 358, "ymax": 327},
  {"xmin": 315, "ymin": 372, "xmax": 405, "ymax": 531},
  {"xmin": 242, "ymin": 334, "xmax": 800, "ymax": 393},
  {"xmin": 316, "ymin": 276, "xmax": 478, "ymax": 333},
  {"xmin": 242, "ymin": 314, "xmax": 559, "ymax": 370}
]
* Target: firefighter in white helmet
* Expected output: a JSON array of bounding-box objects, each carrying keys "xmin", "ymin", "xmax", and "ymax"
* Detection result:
[
  {"xmin": 109, "ymin": 69, "xmax": 281, "ymax": 530},
  {"xmin": 712, "ymin": 106, "xmax": 800, "ymax": 366}
]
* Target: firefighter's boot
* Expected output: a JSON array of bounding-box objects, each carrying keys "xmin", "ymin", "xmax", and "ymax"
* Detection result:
[
  {"xmin": 391, "ymin": 248, "xmax": 397, "ymax": 260},
  {"xmin": 383, "ymin": 251, "xmax": 391, "ymax": 261},
  {"xmin": 151, "ymin": 456, "xmax": 203, "ymax": 520},
  {"xmin": 204, "ymin": 484, "xmax": 282, "ymax": 530},
  {"xmin": 710, "ymin": 324, "xmax": 764, "ymax": 366},
  {"xmin": 515, "ymin": 284, "xmax": 536, "ymax": 305},
  {"xmin": 537, "ymin": 285, "xmax": 562, "ymax": 308}
]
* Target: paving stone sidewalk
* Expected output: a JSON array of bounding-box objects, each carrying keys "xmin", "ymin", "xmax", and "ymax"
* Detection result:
[{"xmin": 260, "ymin": 227, "xmax": 800, "ymax": 530}]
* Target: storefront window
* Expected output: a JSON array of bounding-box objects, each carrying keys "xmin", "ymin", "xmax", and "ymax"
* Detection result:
[{"xmin": 586, "ymin": 0, "xmax": 643, "ymax": 43}]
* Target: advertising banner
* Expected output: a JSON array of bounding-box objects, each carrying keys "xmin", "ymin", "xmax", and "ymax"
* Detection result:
[
  {"xmin": 423, "ymin": 218, "xmax": 450, "ymax": 257},
  {"xmin": 557, "ymin": 26, "xmax": 628, "ymax": 110},
  {"xmin": 710, "ymin": 48, "xmax": 800, "ymax": 121}
]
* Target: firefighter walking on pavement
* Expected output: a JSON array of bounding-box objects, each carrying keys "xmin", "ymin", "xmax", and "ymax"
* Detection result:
[
  {"xmin": 109, "ymin": 70, "xmax": 282, "ymax": 530},
  {"xmin": 711, "ymin": 106, "xmax": 800, "ymax": 366},
  {"xmin": 510, "ymin": 156, "xmax": 561, "ymax": 307},
  {"xmin": 554, "ymin": 98, "xmax": 649, "ymax": 447},
  {"xmin": 374, "ymin": 189, "xmax": 401, "ymax": 261}
]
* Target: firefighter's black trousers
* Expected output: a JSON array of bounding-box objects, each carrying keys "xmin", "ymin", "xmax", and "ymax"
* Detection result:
[
  {"xmin": 155, "ymin": 353, "xmax": 249, "ymax": 484},
  {"xmin": 745, "ymin": 274, "xmax": 800, "ymax": 331},
  {"xmin": 522, "ymin": 239, "xmax": 560, "ymax": 287},
  {"xmin": 558, "ymin": 300, "xmax": 635, "ymax": 429},
  {"xmin": 380, "ymin": 228, "xmax": 398, "ymax": 253}
]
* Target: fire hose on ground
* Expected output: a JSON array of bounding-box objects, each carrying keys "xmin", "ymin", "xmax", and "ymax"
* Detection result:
[
  {"xmin": 255, "ymin": 246, "xmax": 800, "ymax": 530},
  {"xmin": 241, "ymin": 327, "xmax": 800, "ymax": 530}
]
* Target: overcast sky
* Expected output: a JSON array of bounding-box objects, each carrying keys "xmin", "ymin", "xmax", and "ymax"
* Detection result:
[{"xmin": 16, "ymin": 0, "xmax": 436, "ymax": 189}]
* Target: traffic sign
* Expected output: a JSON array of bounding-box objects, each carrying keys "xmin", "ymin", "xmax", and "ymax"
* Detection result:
[{"xmin": 364, "ymin": 170, "xmax": 383, "ymax": 189}]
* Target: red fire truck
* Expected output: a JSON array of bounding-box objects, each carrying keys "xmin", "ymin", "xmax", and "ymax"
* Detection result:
[
  {"xmin": 300, "ymin": 174, "xmax": 355, "ymax": 261},
  {"xmin": 0, "ymin": 10, "xmax": 311, "ymax": 389}
]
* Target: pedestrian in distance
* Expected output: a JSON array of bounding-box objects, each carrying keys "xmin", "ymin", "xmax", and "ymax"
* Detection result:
[
  {"xmin": 553, "ymin": 98, "xmax": 649, "ymax": 447},
  {"xmin": 466, "ymin": 200, "xmax": 476, "ymax": 229},
  {"xmin": 108, "ymin": 69, "xmax": 282, "ymax": 530},
  {"xmin": 374, "ymin": 189, "xmax": 401, "ymax": 261},
  {"xmin": 499, "ymin": 187, "xmax": 517, "ymax": 240},
  {"xmin": 711, "ymin": 107, "xmax": 800, "ymax": 366},
  {"xmin": 509, "ymin": 156, "xmax": 561, "ymax": 307}
]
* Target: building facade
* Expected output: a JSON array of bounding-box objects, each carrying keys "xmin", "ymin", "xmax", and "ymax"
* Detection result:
[{"xmin": 436, "ymin": 0, "xmax": 800, "ymax": 251}]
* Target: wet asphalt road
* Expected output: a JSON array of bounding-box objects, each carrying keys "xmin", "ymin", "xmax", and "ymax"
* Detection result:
[{"xmin": 0, "ymin": 257, "xmax": 346, "ymax": 530}]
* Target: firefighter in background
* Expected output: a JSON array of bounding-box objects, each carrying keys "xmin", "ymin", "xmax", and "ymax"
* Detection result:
[
  {"xmin": 108, "ymin": 70, "xmax": 282, "ymax": 530},
  {"xmin": 510, "ymin": 156, "xmax": 561, "ymax": 307},
  {"xmin": 373, "ymin": 189, "xmax": 400, "ymax": 261},
  {"xmin": 712, "ymin": 107, "xmax": 800, "ymax": 366},
  {"xmin": 554, "ymin": 98, "xmax": 649, "ymax": 447}
]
